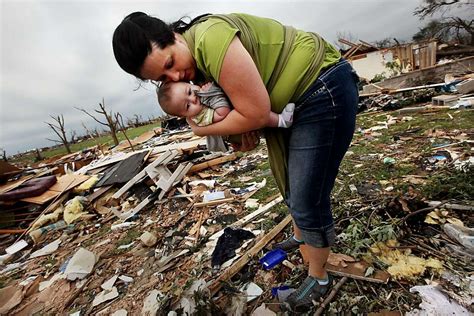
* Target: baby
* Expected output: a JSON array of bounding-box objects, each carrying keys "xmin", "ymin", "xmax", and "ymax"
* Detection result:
[{"xmin": 157, "ymin": 81, "xmax": 295, "ymax": 151}]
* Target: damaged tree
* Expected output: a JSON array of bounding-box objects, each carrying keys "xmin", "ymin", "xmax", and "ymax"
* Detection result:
[
  {"xmin": 1, "ymin": 148, "xmax": 7, "ymax": 161},
  {"xmin": 76, "ymin": 98, "xmax": 120, "ymax": 146},
  {"xmin": 114, "ymin": 112, "xmax": 134, "ymax": 151},
  {"xmin": 45, "ymin": 114, "xmax": 72, "ymax": 154},
  {"xmin": 414, "ymin": 0, "xmax": 474, "ymax": 45}
]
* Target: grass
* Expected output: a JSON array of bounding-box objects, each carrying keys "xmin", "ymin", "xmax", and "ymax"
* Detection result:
[
  {"xmin": 111, "ymin": 228, "xmax": 141, "ymax": 255},
  {"xmin": 422, "ymin": 169, "xmax": 474, "ymax": 200},
  {"xmin": 12, "ymin": 121, "xmax": 161, "ymax": 165}
]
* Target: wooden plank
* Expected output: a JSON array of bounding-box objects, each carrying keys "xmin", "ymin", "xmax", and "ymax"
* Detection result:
[
  {"xmin": 21, "ymin": 174, "xmax": 90, "ymax": 204},
  {"xmin": 194, "ymin": 197, "xmax": 234, "ymax": 207},
  {"xmin": 88, "ymin": 185, "xmax": 113, "ymax": 202},
  {"xmin": 325, "ymin": 260, "xmax": 390, "ymax": 284},
  {"xmin": 208, "ymin": 215, "xmax": 292, "ymax": 296},
  {"xmin": 233, "ymin": 195, "xmax": 283, "ymax": 227},
  {"xmin": 150, "ymin": 138, "xmax": 206, "ymax": 154},
  {"xmin": 157, "ymin": 162, "xmax": 192, "ymax": 200},
  {"xmin": 187, "ymin": 153, "xmax": 237, "ymax": 174}
]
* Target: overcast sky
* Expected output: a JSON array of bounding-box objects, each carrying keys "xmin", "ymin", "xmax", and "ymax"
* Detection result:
[{"xmin": 1, "ymin": 0, "xmax": 434, "ymax": 155}]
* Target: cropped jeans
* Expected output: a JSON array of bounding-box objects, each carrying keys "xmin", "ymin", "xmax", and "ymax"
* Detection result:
[{"xmin": 286, "ymin": 59, "xmax": 359, "ymax": 248}]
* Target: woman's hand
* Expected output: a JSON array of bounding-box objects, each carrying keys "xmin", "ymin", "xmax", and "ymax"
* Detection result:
[
  {"xmin": 231, "ymin": 131, "xmax": 260, "ymax": 152},
  {"xmin": 186, "ymin": 117, "xmax": 205, "ymax": 136}
]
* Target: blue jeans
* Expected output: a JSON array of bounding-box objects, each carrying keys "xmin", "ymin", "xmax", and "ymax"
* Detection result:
[{"xmin": 286, "ymin": 59, "xmax": 359, "ymax": 248}]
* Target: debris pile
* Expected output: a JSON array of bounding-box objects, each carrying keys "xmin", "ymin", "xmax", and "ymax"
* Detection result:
[{"xmin": 0, "ymin": 99, "xmax": 473, "ymax": 314}]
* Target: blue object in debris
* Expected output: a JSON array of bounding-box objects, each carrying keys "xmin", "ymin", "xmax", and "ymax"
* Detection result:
[
  {"xmin": 259, "ymin": 248, "xmax": 287, "ymax": 270},
  {"xmin": 271, "ymin": 285, "xmax": 290, "ymax": 297}
]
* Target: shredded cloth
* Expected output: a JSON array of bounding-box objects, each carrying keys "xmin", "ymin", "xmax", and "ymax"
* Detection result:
[{"xmin": 211, "ymin": 227, "xmax": 255, "ymax": 268}]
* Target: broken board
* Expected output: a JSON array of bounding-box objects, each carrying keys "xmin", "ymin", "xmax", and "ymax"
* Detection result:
[{"xmin": 21, "ymin": 174, "xmax": 89, "ymax": 205}]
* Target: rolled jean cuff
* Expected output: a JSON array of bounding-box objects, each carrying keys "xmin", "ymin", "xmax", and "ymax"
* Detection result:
[{"xmin": 299, "ymin": 224, "xmax": 335, "ymax": 248}]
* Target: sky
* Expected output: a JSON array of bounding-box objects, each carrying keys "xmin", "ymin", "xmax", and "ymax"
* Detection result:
[{"xmin": 0, "ymin": 0, "xmax": 435, "ymax": 155}]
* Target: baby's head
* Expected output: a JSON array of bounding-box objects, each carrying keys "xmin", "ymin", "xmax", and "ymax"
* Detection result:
[{"xmin": 157, "ymin": 81, "xmax": 203, "ymax": 118}]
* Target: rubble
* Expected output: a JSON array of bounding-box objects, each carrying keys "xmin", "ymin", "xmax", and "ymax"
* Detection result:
[{"xmin": 0, "ymin": 106, "xmax": 472, "ymax": 314}]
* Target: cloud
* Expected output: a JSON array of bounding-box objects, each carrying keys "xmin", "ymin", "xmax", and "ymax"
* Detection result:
[{"xmin": 1, "ymin": 0, "xmax": 427, "ymax": 154}]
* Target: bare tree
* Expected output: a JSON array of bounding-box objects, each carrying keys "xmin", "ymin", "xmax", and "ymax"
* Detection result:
[
  {"xmin": 414, "ymin": 0, "xmax": 474, "ymax": 45},
  {"xmin": 81, "ymin": 122, "xmax": 100, "ymax": 140},
  {"xmin": 70, "ymin": 130, "xmax": 78, "ymax": 144},
  {"xmin": 35, "ymin": 148, "xmax": 43, "ymax": 161},
  {"xmin": 76, "ymin": 98, "xmax": 119, "ymax": 146},
  {"xmin": 0, "ymin": 148, "xmax": 7, "ymax": 161},
  {"xmin": 45, "ymin": 114, "xmax": 72, "ymax": 153},
  {"xmin": 114, "ymin": 112, "xmax": 135, "ymax": 151}
]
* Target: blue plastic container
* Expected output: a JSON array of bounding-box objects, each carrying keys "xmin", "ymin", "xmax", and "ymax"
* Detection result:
[{"xmin": 259, "ymin": 249, "xmax": 287, "ymax": 270}]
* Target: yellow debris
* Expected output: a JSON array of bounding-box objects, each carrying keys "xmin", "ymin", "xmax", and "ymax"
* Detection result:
[
  {"xmin": 370, "ymin": 240, "xmax": 443, "ymax": 280},
  {"xmin": 64, "ymin": 197, "xmax": 87, "ymax": 224},
  {"xmin": 74, "ymin": 176, "xmax": 99, "ymax": 193},
  {"xmin": 31, "ymin": 206, "xmax": 64, "ymax": 229}
]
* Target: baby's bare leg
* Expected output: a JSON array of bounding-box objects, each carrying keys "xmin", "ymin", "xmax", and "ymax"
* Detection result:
[
  {"xmin": 268, "ymin": 112, "xmax": 280, "ymax": 127},
  {"xmin": 267, "ymin": 103, "xmax": 295, "ymax": 128}
]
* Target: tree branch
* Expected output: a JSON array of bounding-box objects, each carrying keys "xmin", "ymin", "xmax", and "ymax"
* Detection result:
[
  {"xmin": 75, "ymin": 106, "xmax": 108, "ymax": 126},
  {"xmin": 414, "ymin": 0, "xmax": 462, "ymax": 19}
]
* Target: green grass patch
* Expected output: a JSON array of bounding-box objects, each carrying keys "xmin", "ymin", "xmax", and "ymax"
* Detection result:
[
  {"xmin": 112, "ymin": 228, "xmax": 141, "ymax": 255},
  {"xmin": 13, "ymin": 121, "xmax": 161, "ymax": 165},
  {"xmin": 422, "ymin": 169, "xmax": 474, "ymax": 200}
]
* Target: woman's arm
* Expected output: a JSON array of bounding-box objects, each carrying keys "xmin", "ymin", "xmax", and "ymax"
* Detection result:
[{"xmin": 188, "ymin": 37, "xmax": 271, "ymax": 136}]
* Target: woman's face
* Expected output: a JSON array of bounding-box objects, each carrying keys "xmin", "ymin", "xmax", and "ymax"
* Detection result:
[{"xmin": 140, "ymin": 33, "xmax": 196, "ymax": 83}]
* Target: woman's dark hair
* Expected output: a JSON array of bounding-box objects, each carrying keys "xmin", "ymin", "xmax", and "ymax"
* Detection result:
[{"xmin": 112, "ymin": 12, "xmax": 210, "ymax": 79}]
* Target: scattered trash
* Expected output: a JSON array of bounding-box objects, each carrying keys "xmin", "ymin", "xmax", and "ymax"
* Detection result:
[
  {"xmin": 259, "ymin": 249, "xmax": 287, "ymax": 270},
  {"xmin": 245, "ymin": 198, "xmax": 260, "ymax": 209},
  {"xmin": 251, "ymin": 303, "xmax": 277, "ymax": 316},
  {"xmin": 118, "ymin": 275, "xmax": 134, "ymax": 283},
  {"xmin": 5, "ymin": 239, "xmax": 29, "ymax": 255},
  {"xmin": 92, "ymin": 286, "xmax": 119, "ymax": 307},
  {"xmin": 211, "ymin": 227, "xmax": 255, "ymax": 271},
  {"xmin": 240, "ymin": 282, "xmax": 263, "ymax": 302},
  {"xmin": 443, "ymin": 224, "xmax": 474, "ymax": 253},
  {"xmin": 0, "ymin": 285, "xmax": 24, "ymax": 314},
  {"xmin": 272, "ymin": 286, "xmax": 295, "ymax": 303},
  {"xmin": 0, "ymin": 103, "xmax": 472, "ymax": 315},
  {"xmin": 64, "ymin": 248, "xmax": 97, "ymax": 281},
  {"xmin": 203, "ymin": 191, "xmax": 226, "ymax": 202},
  {"xmin": 101, "ymin": 275, "xmax": 118, "ymax": 291},
  {"xmin": 117, "ymin": 242, "xmax": 134, "ymax": 250},
  {"xmin": 140, "ymin": 231, "xmax": 157, "ymax": 247},
  {"xmin": 30, "ymin": 238, "xmax": 61, "ymax": 259},
  {"xmin": 406, "ymin": 285, "xmax": 470, "ymax": 315},
  {"xmin": 111, "ymin": 309, "xmax": 128, "ymax": 316},
  {"xmin": 111, "ymin": 222, "xmax": 136, "ymax": 231},
  {"xmin": 142, "ymin": 289, "xmax": 164, "ymax": 316}
]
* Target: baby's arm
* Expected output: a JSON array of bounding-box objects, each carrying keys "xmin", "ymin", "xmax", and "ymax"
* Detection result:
[{"xmin": 212, "ymin": 107, "xmax": 231, "ymax": 123}]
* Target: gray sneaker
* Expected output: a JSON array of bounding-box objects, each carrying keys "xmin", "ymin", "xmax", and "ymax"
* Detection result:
[
  {"xmin": 284, "ymin": 274, "xmax": 333, "ymax": 312},
  {"xmin": 272, "ymin": 236, "xmax": 304, "ymax": 252}
]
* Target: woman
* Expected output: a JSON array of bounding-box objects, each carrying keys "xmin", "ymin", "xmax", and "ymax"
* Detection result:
[{"xmin": 113, "ymin": 12, "xmax": 358, "ymax": 312}]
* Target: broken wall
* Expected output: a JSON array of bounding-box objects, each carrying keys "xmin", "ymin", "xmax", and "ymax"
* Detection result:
[
  {"xmin": 350, "ymin": 50, "xmax": 393, "ymax": 81},
  {"xmin": 362, "ymin": 56, "xmax": 474, "ymax": 94}
]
